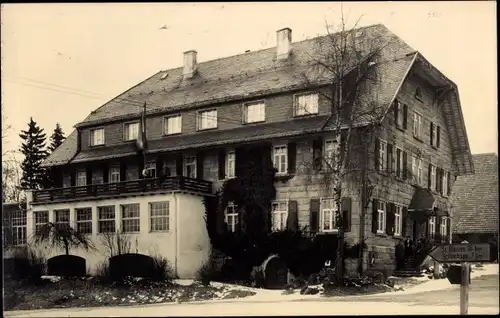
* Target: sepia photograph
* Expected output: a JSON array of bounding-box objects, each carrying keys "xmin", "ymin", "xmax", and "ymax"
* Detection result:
[{"xmin": 1, "ymin": 1, "xmax": 498, "ymax": 316}]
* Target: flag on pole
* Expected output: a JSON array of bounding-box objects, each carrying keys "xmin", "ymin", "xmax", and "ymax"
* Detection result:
[{"xmin": 136, "ymin": 102, "xmax": 147, "ymax": 152}]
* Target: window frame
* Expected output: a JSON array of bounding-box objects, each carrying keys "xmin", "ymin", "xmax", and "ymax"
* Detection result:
[
  {"xmin": 34, "ymin": 211, "xmax": 49, "ymax": 234},
  {"xmin": 272, "ymin": 144, "xmax": 288, "ymax": 175},
  {"xmin": 442, "ymin": 170, "xmax": 449, "ymax": 196},
  {"xmin": 164, "ymin": 114, "xmax": 182, "ymax": 136},
  {"xmin": 123, "ymin": 121, "xmax": 140, "ymax": 141},
  {"xmin": 412, "ymin": 155, "xmax": 423, "ymax": 185},
  {"xmin": 11, "ymin": 209, "xmax": 27, "ymax": 246},
  {"xmin": 149, "ymin": 201, "xmax": 169, "ymax": 232},
  {"xmin": 54, "ymin": 209, "xmax": 70, "ymax": 227},
  {"xmin": 430, "ymin": 123, "xmax": 438, "ymax": 148},
  {"xmin": 440, "ymin": 217, "xmax": 448, "ymax": 241},
  {"xmin": 121, "ymin": 204, "xmax": 140, "ymax": 233},
  {"xmin": 98, "ymin": 206, "xmax": 116, "ymax": 234},
  {"xmin": 415, "ymin": 86, "xmax": 423, "ymax": 102},
  {"xmin": 394, "ymin": 205, "xmax": 403, "ymax": 237},
  {"xmin": 75, "ymin": 207, "xmax": 92, "ymax": 234},
  {"xmin": 90, "ymin": 127, "xmax": 105, "ymax": 146},
  {"xmin": 377, "ymin": 201, "xmax": 386, "ymax": 234},
  {"xmin": 324, "ymin": 138, "xmax": 338, "ymax": 171},
  {"xmin": 320, "ymin": 197, "xmax": 338, "ymax": 233},
  {"xmin": 430, "ymin": 164, "xmax": 437, "ymax": 191},
  {"xmin": 183, "ymin": 155, "xmax": 197, "ymax": 178},
  {"xmin": 224, "ymin": 202, "xmax": 239, "ymax": 232},
  {"xmin": 76, "ymin": 170, "xmax": 87, "ymax": 186},
  {"xmin": 243, "ymin": 101, "xmax": 266, "ymax": 124},
  {"xmin": 197, "ymin": 109, "xmax": 218, "ymax": 131},
  {"xmin": 396, "ymin": 146, "xmax": 404, "ymax": 179},
  {"xmin": 109, "ymin": 167, "xmax": 120, "ymax": 183},
  {"xmin": 413, "ymin": 112, "xmax": 423, "ymax": 140},
  {"xmin": 429, "ymin": 216, "xmax": 436, "ymax": 238},
  {"xmin": 225, "ymin": 150, "xmax": 236, "ymax": 179},
  {"xmin": 144, "ymin": 160, "xmax": 157, "ymax": 178},
  {"xmin": 293, "ymin": 92, "xmax": 319, "ymax": 117},
  {"xmin": 271, "ymin": 201, "xmax": 289, "ymax": 232},
  {"xmin": 379, "ymin": 139, "xmax": 388, "ymax": 172},
  {"xmin": 396, "ymin": 101, "xmax": 405, "ymax": 128}
]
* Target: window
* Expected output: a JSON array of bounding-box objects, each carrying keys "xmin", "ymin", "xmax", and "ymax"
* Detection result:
[
  {"xmin": 149, "ymin": 201, "xmax": 169, "ymax": 232},
  {"xmin": 440, "ymin": 217, "xmax": 448, "ymax": 241},
  {"xmin": 430, "ymin": 165, "xmax": 437, "ymax": 191},
  {"xmin": 121, "ymin": 204, "xmax": 140, "ymax": 233},
  {"xmin": 442, "ymin": 170, "xmax": 448, "ymax": 196},
  {"xmin": 98, "ymin": 206, "xmax": 115, "ymax": 233},
  {"xmin": 271, "ymin": 201, "xmax": 288, "ymax": 231},
  {"xmin": 377, "ymin": 201, "xmax": 386, "ymax": 234},
  {"xmin": 295, "ymin": 93, "xmax": 319, "ymax": 116},
  {"xmin": 63, "ymin": 174, "xmax": 71, "ymax": 188},
  {"xmin": 320, "ymin": 198, "xmax": 337, "ymax": 232},
  {"xmin": 225, "ymin": 151, "xmax": 235, "ymax": 179},
  {"xmin": 197, "ymin": 109, "xmax": 217, "ymax": 130},
  {"xmin": 109, "ymin": 167, "xmax": 120, "ymax": 183},
  {"xmin": 413, "ymin": 112, "xmax": 423, "ymax": 139},
  {"xmin": 92, "ymin": 170, "xmax": 104, "ymax": 184},
  {"xmin": 324, "ymin": 139, "xmax": 338, "ymax": 170},
  {"xmin": 244, "ymin": 102, "xmax": 266, "ymax": 123},
  {"xmin": 12, "ymin": 209, "xmax": 27, "ymax": 246},
  {"xmin": 144, "ymin": 161, "xmax": 157, "ymax": 178},
  {"xmin": 428, "ymin": 216, "xmax": 436, "ymax": 238},
  {"xmin": 54, "ymin": 209, "xmax": 70, "ymax": 227},
  {"xmin": 163, "ymin": 160, "xmax": 177, "ymax": 177},
  {"xmin": 34, "ymin": 211, "xmax": 49, "ymax": 234},
  {"xmin": 90, "ymin": 128, "xmax": 105, "ymax": 146},
  {"xmin": 394, "ymin": 205, "xmax": 403, "ymax": 237},
  {"xmin": 183, "ymin": 156, "xmax": 197, "ymax": 178},
  {"xmin": 379, "ymin": 140, "xmax": 387, "ymax": 172},
  {"xmin": 396, "ymin": 101, "xmax": 405, "ymax": 128},
  {"xmin": 164, "ymin": 115, "xmax": 182, "ymax": 135},
  {"xmin": 430, "ymin": 123, "xmax": 438, "ymax": 148},
  {"xmin": 273, "ymin": 145, "xmax": 288, "ymax": 175},
  {"xmin": 76, "ymin": 208, "xmax": 92, "ymax": 234},
  {"xmin": 412, "ymin": 155, "xmax": 423, "ymax": 185},
  {"xmin": 76, "ymin": 170, "xmax": 87, "ymax": 186},
  {"xmin": 124, "ymin": 122, "xmax": 139, "ymax": 141},
  {"xmin": 415, "ymin": 86, "xmax": 423, "ymax": 101},
  {"xmin": 396, "ymin": 147, "xmax": 404, "ymax": 178},
  {"xmin": 224, "ymin": 203, "xmax": 238, "ymax": 232}
]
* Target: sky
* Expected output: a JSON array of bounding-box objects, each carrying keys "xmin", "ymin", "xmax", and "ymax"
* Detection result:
[{"xmin": 1, "ymin": 2, "xmax": 497, "ymax": 161}]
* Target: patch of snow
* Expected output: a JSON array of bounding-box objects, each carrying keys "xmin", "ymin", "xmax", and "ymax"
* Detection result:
[
  {"xmin": 40, "ymin": 275, "xmax": 62, "ymax": 282},
  {"xmin": 174, "ymin": 279, "xmax": 195, "ymax": 286}
]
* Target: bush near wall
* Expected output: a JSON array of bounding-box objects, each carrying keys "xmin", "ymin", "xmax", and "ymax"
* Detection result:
[
  {"xmin": 4, "ymin": 246, "xmax": 46, "ymax": 280},
  {"xmin": 108, "ymin": 253, "xmax": 174, "ymax": 282},
  {"xmin": 47, "ymin": 255, "xmax": 86, "ymax": 277}
]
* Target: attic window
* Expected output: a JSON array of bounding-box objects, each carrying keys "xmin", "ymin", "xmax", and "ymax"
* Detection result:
[
  {"xmin": 160, "ymin": 73, "xmax": 168, "ymax": 80},
  {"xmin": 415, "ymin": 86, "xmax": 423, "ymax": 102}
]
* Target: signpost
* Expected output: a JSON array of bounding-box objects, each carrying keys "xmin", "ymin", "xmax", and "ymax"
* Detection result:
[{"xmin": 428, "ymin": 241, "xmax": 492, "ymax": 315}]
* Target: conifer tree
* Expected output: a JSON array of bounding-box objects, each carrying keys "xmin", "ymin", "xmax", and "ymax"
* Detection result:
[
  {"xmin": 48, "ymin": 123, "xmax": 66, "ymax": 153},
  {"xmin": 19, "ymin": 117, "xmax": 49, "ymax": 190}
]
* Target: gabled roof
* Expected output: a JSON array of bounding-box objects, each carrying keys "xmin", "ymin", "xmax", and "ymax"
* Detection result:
[
  {"xmin": 451, "ymin": 153, "xmax": 499, "ymax": 234},
  {"xmin": 41, "ymin": 130, "xmax": 78, "ymax": 167},
  {"xmin": 75, "ymin": 23, "xmax": 414, "ymax": 128}
]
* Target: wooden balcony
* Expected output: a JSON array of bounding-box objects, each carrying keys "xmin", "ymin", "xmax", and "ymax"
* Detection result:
[{"xmin": 32, "ymin": 176, "xmax": 213, "ymax": 204}]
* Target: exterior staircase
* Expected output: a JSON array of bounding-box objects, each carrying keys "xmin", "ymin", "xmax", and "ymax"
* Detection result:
[{"xmin": 393, "ymin": 255, "xmax": 424, "ymax": 277}]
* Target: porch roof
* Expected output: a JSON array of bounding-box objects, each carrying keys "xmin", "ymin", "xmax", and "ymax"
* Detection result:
[{"xmin": 408, "ymin": 187, "xmax": 448, "ymax": 223}]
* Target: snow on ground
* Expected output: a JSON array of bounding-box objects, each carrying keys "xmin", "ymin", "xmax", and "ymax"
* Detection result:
[{"xmin": 4, "ymin": 299, "xmax": 499, "ymax": 317}]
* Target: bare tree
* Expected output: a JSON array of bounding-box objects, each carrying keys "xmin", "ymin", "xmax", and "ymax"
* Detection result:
[
  {"xmin": 99, "ymin": 229, "xmax": 133, "ymax": 258},
  {"xmin": 2, "ymin": 104, "xmax": 13, "ymax": 157},
  {"xmin": 2, "ymin": 156, "xmax": 24, "ymax": 203},
  {"xmin": 299, "ymin": 13, "xmax": 401, "ymax": 280}
]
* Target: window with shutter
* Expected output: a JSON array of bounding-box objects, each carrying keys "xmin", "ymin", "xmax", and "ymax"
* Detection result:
[
  {"xmin": 273, "ymin": 145, "xmax": 288, "ymax": 175},
  {"xmin": 309, "ymin": 199, "xmax": 320, "ymax": 233},
  {"xmin": 320, "ymin": 198, "xmax": 337, "ymax": 232},
  {"xmin": 341, "ymin": 197, "xmax": 352, "ymax": 232},
  {"xmin": 225, "ymin": 150, "xmax": 235, "ymax": 179},
  {"xmin": 394, "ymin": 205, "xmax": 403, "ymax": 237},
  {"xmin": 271, "ymin": 201, "xmax": 289, "ymax": 231},
  {"xmin": 377, "ymin": 201, "xmax": 387, "ymax": 234}
]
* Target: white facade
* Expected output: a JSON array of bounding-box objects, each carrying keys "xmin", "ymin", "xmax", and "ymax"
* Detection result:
[{"xmin": 25, "ymin": 191, "xmax": 211, "ymax": 279}]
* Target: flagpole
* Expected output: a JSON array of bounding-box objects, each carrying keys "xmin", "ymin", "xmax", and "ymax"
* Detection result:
[{"xmin": 142, "ymin": 102, "xmax": 147, "ymax": 176}]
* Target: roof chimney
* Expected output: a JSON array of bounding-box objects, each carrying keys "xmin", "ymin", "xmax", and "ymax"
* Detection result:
[
  {"xmin": 276, "ymin": 28, "xmax": 292, "ymax": 60},
  {"xmin": 183, "ymin": 50, "xmax": 197, "ymax": 79}
]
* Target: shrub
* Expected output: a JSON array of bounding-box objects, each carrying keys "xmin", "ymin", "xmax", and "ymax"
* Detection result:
[
  {"xmin": 150, "ymin": 254, "xmax": 176, "ymax": 282},
  {"xmin": 196, "ymin": 260, "xmax": 216, "ymax": 287},
  {"xmin": 4, "ymin": 246, "xmax": 46, "ymax": 281},
  {"xmin": 95, "ymin": 261, "xmax": 111, "ymax": 279}
]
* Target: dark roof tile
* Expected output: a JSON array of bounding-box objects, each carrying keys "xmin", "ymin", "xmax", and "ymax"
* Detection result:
[{"xmin": 451, "ymin": 153, "xmax": 499, "ymax": 234}]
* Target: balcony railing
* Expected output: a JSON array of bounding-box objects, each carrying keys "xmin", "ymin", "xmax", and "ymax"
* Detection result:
[{"xmin": 32, "ymin": 176, "xmax": 213, "ymax": 203}]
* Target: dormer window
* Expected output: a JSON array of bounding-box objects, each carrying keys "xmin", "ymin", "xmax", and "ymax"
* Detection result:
[
  {"xmin": 415, "ymin": 86, "xmax": 423, "ymax": 102},
  {"xmin": 197, "ymin": 109, "xmax": 217, "ymax": 130},
  {"xmin": 90, "ymin": 128, "xmax": 105, "ymax": 146},
  {"xmin": 123, "ymin": 122, "xmax": 139, "ymax": 141},
  {"xmin": 294, "ymin": 93, "xmax": 319, "ymax": 116}
]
